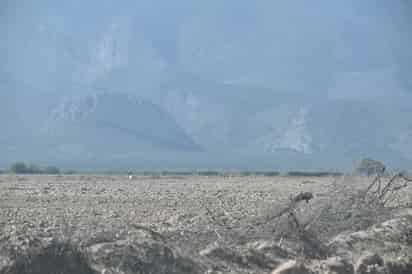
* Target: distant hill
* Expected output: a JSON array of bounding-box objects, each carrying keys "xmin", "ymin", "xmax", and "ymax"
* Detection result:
[
  {"xmin": 44, "ymin": 93, "xmax": 199, "ymax": 151},
  {"xmin": 1, "ymin": 89, "xmax": 412, "ymax": 169},
  {"xmin": 1, "ymin": 92, "xmax": 200, "ymax": 167}
]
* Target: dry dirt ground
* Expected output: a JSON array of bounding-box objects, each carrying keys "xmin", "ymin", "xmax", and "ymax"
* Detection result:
[{"xmin": 0, "ymin": 174, "xmax": 412, "ymax": 274}]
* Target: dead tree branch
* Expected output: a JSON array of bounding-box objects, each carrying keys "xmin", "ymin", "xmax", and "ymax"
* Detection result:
[{"xmin": 361, "ymin": 172, "xmax": 412, "ymax": 206}]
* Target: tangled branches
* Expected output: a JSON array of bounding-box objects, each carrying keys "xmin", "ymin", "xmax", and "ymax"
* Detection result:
[
  {"xmin": 260, "ymin": 173, "xmax": 412, "ymax": 258},
  {"xmin": 362, "ymin": 172, "xmax": 412, "ymax": 206}
]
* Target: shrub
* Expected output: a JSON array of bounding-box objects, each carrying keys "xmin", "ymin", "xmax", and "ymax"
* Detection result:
[
  {"xmin": 9, "ymin": 162, "xmax": 61, "ymax": 174},
  {"xmin": 27, "ymin": 164, "xmax": 42, "ymax": 174},
  {"xmin": 262, "ymin": 171, "xmax": 280, "ymax": 176},
  {"xmin": 45, "ymin": 166, "xmax": 61, "ymax": 174},
  {"xmin": 239, "ymin": 171, "xmax": 252, "ymax": 176},
  {"xmin": 10, "ymin": 162, "xmax": 30, "ymax": 174},
  {"xmin": 355, "ymin": 158, "xmax": 386, "ymax": 176},
  {"xmin": 287, "ymin": 171, "xmax": 343, "ymax": 177},
  {"xmin": 197, "ymin": 170, "xmax": 220, "ymax": 176},
  {"xmin": 239, "ymin": 171, "xmax": 280, "ymax": 177}
]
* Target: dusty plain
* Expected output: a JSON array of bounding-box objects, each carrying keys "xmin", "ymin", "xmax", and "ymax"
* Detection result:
[{"xmin": 1, "ymin": 174, "xmax": 411, "ymax": 274}]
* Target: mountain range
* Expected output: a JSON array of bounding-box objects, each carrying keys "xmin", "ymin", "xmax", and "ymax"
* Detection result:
[{"xmin": 1, "ymin": 1, "xmax": 412, "ymax": 170}]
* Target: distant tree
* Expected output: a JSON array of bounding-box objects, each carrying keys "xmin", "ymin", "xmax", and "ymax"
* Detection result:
[
  {"xmin": 355, "ymin": 158, "xmax": 386, "ymax": 176},
  {"xmin": 27, "ymin": 164, "xmax": 42, "ymax": 174},
  {"xmin": 45, "ymin": 166, "xmax": 60, "ymax": 174},
  {"xmin": 287, "ymin": 171, "xmax": 343, "ymax": 177},
  {"xmin": 10, "ymin": 162, "xmax": 29, "ymax": 174},
  {"xmin": 9, "ymin": 162, "xmax": 60, "ymax": 174}
]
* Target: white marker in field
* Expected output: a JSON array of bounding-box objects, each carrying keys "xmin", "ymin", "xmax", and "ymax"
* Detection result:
[{"xmin": 127, "ymin": 171, "xmax": 134, "ymax": 180}]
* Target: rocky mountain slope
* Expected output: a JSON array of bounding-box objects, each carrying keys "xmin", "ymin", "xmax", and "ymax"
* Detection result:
[
  {"xmin": 44, "ymin": 93, "xmax": 199, "ymax": 151},
  {"xmin": 2, "ymin": 88, "xmax": 412, "ymax": 169},
  {"xmin": 1, "ymin": 92, "xmax": 200, "ymax": 168}
]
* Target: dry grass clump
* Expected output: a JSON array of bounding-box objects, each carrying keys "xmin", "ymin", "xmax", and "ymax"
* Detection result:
[
  {"xmin": 253, "ymin": 173, "xmax": 412, "ymax": 260},
  {"xmin": 3, "ymin": 240, "xmax": 95, "ymax": 274},
  {"xmin": 303, "ymin": 173, "xmax": 412, "ymax": 239}
]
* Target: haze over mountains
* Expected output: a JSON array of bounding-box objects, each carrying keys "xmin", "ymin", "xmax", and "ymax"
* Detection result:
[{"xmin": 1, "ymin": 1, "xmax": 412, "ymax": 170}]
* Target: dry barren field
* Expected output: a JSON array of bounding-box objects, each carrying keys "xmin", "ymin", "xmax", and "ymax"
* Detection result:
[{"xmin": 1, "ymin": 174, "xmax": 412, "ymax": 274}]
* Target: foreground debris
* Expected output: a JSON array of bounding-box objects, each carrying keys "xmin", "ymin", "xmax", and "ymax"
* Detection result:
[{"xmin": 0, "ymin": 214, "xmax": 411, "ymax": 274}]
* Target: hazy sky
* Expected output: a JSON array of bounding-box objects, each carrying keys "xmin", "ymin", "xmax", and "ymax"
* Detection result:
[{"xmin": 1, "ymin": 0, "xmax": 411, "ymax": 98}]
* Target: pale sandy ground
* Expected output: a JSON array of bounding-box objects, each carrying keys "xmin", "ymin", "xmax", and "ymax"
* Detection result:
[
  {"xmin": 0, "ymin": 175, "xmax": 374, "ymax": 249},
  {"xmin": 1, "ymin": 174, "xmax": 411, "ymax": 274}
]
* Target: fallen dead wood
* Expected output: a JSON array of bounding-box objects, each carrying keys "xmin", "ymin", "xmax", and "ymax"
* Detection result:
[
  {"xmin": 361, "ymin": 172, "xmax": 412, "ymax": 206},
  {"xmin": 252, "ymin": 192, "xmax": 315, "ymax": 227}
]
